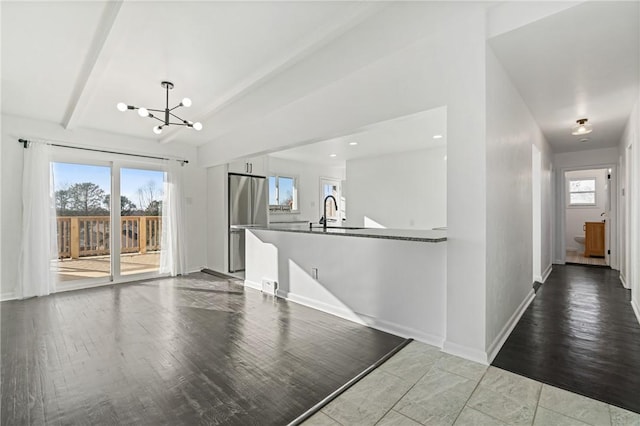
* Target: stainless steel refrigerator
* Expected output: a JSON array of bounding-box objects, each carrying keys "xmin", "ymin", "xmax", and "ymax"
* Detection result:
[{"xmin": 228, "ymin": 173, "xmax": 268, "ymax": 272}]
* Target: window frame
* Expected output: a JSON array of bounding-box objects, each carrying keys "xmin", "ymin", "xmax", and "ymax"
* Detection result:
[
  {"xmin": 268, "ymin": 174, "xmax": 299, "ymax": 214},
  {"xmin": 568, "ymin": 177, "xmax": 597, "ymax": 207}
]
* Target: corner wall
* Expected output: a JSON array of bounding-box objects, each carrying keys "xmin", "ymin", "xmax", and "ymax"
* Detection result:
[
  {"xmin": 1, "ymin": 114, "xmax": 207, "ymax": 299},
  {"xmin": 197, "ymin": 4, "xmax": 491, "ymax": 361},
  {"xmin": 618, "ymin": 97, "xmax": 640, "ymax": 321},
  {"xmin": 485, "ymin": 47, "xmax": 551, "ymax": 360}
]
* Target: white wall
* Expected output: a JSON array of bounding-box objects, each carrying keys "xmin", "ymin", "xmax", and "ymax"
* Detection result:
[
  {"xmin": 1, "ymin": 114, "xmax": 207, "ymax": 299},
  {"xmin": 206, "ymin": 164, "xmax": 227, "ymax": 273},
  {"xmin": 196, "ymin": 3, "xmax": 489, "ymax": 361},
  {"xmin": 564, "ymin": 169, "xmax": 607, "ymax": 252},
  {"xmin": 618, "ymin": 97, "xmax": 639, "ymax": 321},
  {"xmin": 246, "ymin": 229, "xmax": 447, "ymax": 346},
  {"xmin": 345, "ymin": 147, "xmax": 446, "ymax": 230},
  {"xmin": 267, "ymin": 156, "xmax": 345, "ymax": 224},
  {"xmin": 485, "ymin": 48, "xmax": 550, "ymax": 360}
]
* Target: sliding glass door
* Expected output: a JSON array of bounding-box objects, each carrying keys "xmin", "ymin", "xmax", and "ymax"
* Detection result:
[
  {"xmin": 51, "ymin": 161, "xmax": 166, "ymax": 286},
  {"xmin": 52, "ymin": 162, "xmax": 112, "ymax": 283},
  {"xmin": 119, "ymin": 168, "xmax": 165, "ymax": 276}
]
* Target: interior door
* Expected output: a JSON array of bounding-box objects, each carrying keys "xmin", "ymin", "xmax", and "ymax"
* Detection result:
[{"xmin": 604, "ymin": 170, "xmax": 611, "ymax": 265}]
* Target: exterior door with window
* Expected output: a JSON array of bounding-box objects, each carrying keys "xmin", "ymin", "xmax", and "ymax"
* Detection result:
[{"xmin": 320, "ymin": 178, "xmax": 341, "ymax": 225}]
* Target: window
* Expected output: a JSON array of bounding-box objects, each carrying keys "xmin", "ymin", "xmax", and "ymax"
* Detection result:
[
  {"xmin": 569, "ymin": 178, "xmax": 596, "ymax": 206},
  {"xmin": 269, "ymin": 175, "xmax": 298, "ymax": 213}
]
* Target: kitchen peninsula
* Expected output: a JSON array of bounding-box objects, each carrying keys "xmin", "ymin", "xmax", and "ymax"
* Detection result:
[{"xmin": 244, "ymin": 224, "xmax": 447, "ymax": 346}]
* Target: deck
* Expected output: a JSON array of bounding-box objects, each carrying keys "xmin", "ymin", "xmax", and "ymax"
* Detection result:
[{"xmin": 54, "ymin": 252, "xmax": 161, "ymax": 282}]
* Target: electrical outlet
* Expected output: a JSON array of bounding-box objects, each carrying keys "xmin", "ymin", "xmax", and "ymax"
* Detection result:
[{"xmin": 311, "ymin": 268, "xmax": 318, "ymax": 279}]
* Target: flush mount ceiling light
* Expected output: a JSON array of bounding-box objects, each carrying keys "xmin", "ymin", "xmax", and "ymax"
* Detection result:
[
  {"xmin": 117, "ymin": 81, "xmax": 202, "ymax": 135},
  {"xmin": 349, "ymin": 141, "xmax": 358, "ymax": 146},
  {"xmin": 571, "ymin": 118, "xmax": 592, "ymax": 136},
  {"xmin": 433, "ymin": 134, "xmax": 443, "ymax": 139}
]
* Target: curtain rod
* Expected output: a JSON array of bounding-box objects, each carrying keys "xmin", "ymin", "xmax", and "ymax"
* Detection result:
[{"xmin": 17, "ymin": 138, "xmax": 189, "ymax": 165}]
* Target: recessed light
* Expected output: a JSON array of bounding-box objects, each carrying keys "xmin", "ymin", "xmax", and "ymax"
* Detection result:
[
  {"xmin": 433, "ymin": 134, "xmax": 443, "ymax": 139},
  {"xmin": 329, "ymin": 154, "xmax": 337, "ymax": 157},
  {"xmin": 349, "ymin": 142, "xmax": 358, "ymax": 146}
]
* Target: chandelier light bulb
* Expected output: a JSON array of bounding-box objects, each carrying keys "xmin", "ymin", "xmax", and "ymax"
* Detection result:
[
  {"xmin": 153, "ymin": 125, "xmax": 163, "ymax": 135},
  {"xmin": 138, "ymin": 107, "xmax": 149, "ymax": 117},
  {"xmin": 193, "ymin": 122, "xmax": 203, "ymax": 131},
  {"xmin": 117, "ymin": 102, "xmax": 128, "ymax": 112},
  {"xmin": 181, "ymin": 97, "xmax": 192, "ymax": 107}
]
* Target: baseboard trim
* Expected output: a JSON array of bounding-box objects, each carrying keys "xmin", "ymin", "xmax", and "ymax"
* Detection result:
[
  {"xmin": 441, "ymin": 340, "xmax": 488, "ymax": 365},
  {"xmin": 620, "ymin": 273, "xmax": 628, "ymax": 289},
  {"xmin": 244, "ymin": 279, "xmax": 262, "ymax": 291},
  {"xmin": 632, "ymin": 299, "xmax": 640, "ymax": 327},
  {"xmin": 541, "ymin": 264, "xmax": 553, "ymax": 283},
  {"xmin": 279, "ymin": 290, "xmax": 445, "ymax": 349},
  {"xmin": 553, "ymin": 259, "xmax": 565, "ymax": 265},
  {"xmin": 1, "ymin": 291, "xmax": 16, "ymax": 302},
  {"xmin": 486, "ymin": 289, "xmax": 536, "ymax": 363}
]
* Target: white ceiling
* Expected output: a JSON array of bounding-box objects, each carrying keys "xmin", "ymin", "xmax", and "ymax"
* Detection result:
[
  {"xmin": 2, "ymin": 1, "xmax": 638, "ymax": 157},
  {"xmin": 489, "ymin": 1, "xmax": 640, "ymax": 153},
  {"xmin": 1, "ymin": 1, "xmax": 376, "ymax": 143},
  {"xmin": 270, "ymin": 107, "xmax": 447, "ymax": 166}
]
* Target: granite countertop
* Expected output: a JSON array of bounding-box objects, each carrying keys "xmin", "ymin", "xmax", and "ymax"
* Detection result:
[{"xmin": 239, "ymin": 222, "xmax": 447, "ymax": 242}]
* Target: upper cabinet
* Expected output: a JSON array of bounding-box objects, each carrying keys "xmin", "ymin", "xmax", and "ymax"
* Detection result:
[{"xmin": 228, "ymin": 156, "xmax": 266, "ymax": 176}]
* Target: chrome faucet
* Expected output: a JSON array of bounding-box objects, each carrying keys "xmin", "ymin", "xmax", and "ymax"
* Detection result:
[{"xmin": 322, "ymin": 195, "xmax": 338, "ymax": 232}]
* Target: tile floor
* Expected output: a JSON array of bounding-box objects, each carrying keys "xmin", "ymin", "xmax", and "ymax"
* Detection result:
[
  {"xmin": 302, "ymin": 341, "xmax": 640, "ymax": 426},
  {"xmin": 565, "ymin": 250, "xmax": 607, "ymax": 266}
]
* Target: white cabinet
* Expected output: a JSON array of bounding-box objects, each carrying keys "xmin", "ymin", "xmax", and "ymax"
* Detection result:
[{"xmin": 228, "ymin": 156, "xmax": 266, "ymax": 176}]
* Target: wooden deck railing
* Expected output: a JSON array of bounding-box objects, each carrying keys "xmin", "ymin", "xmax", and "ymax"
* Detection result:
[{"xmin": 56, "ymin": 216, "xmax": 162, "ymax": 259}]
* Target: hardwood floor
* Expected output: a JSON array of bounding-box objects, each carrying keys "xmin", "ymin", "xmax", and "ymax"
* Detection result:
[
  {"xmin": 1, "ymin": 272, "xmax": 406, "ymax": 425},
  {"xmin": 492, "ymin": 264, "xmax": 640, "ymax": 414}
]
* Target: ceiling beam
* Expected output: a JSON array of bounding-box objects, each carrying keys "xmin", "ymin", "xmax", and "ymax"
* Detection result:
[
  {"xmin": 158, "ymin": 2, "xmax": 385, "ymax": 145},
  {"xmin": 62, "ymin": 1, "xmax": 123, "ymax": 129}
]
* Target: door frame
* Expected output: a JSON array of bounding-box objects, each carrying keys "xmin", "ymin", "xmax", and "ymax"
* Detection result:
[
  {"xmin": 556, "ymin": 163, "xmax": 618, "ymax": 269},
  {"xmin": 319, "ymin": 177, "xmax": 342, "ymax": 223},
  {"xmin": 50, "ymin": 151, "xmax": 169, "ymax": 293}
]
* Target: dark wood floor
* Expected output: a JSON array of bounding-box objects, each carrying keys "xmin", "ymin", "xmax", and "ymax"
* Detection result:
[
  {"xmin": 493, "ymin": 264, "xmax": 640, "ymax": 414},
  {"xmin": 1, "ymin": 272, "xmax": 405, "ymax": 425}
]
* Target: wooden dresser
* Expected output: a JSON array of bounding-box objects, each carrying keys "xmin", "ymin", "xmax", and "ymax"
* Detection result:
[{"xmin": 584, "ymin": 221, "xmax": 605, "ymax": 258}]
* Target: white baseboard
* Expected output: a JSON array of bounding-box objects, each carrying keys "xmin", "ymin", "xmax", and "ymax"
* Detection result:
[
  {"xmin": 279, "ymin": 290, "xmax": 445, "ymax": 349},
  {"xmin": 441, "ymin": 340, "xmax": 488, "ymax": 365},
  {"xmin": 632, "ymin": 299, "xmax": 640, "ymax": 326},
  {"xmin": 620, "ymin": 273, "xmax": 629, "ymax": 289},
  {"xmin": 243, "ymin": 279, "xmax": 262, "ymax": 291},
  {"xmin": 541, "ymin": 264, "xmax": 553, "ymax": 283},
  {"xmin": 553, "ymin": 259, "xmax": 565, "ymax": 265},
  {"xmin": 1, "ymin": 291, "xmax": 16, "ymax": 302},
  {"xmin": 486, "ymin": 289, "xmax": 536, "ymax": 363}
]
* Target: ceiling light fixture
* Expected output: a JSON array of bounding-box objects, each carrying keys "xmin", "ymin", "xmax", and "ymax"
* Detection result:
[
  {"xmin": 571, "ymin": 118, "xmax": 592, "ymax": 136},
  {"xmin": 117, "ymin": 81, "xmax": 202, "ymax": 135},
  {"xmin": 349, "ymin": 142, "xmax": 358, "ymax": 146},
  {"xmin": 329, "ymin": 154, "xmax": 337, "ymax": 157},
  {"xmin": 433, "ymin": 134, "xmax": 443, "ymax": 139}
]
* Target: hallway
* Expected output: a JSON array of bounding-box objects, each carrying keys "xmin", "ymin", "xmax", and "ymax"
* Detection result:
[{"xmin": 492, "ymin": 264, "xmax": 640, "ymax": 414}]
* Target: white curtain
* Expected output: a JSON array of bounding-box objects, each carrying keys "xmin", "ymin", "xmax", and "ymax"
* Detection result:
[
  {"xmin": 17, "ymin": 142, "xmax": 58, "ymax": 298},
  {"xmin": 160, "ymin": 161, "xmax": 187, "ymax": 276}
]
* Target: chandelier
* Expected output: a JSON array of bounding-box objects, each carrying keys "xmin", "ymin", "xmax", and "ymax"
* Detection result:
[{"xmin": 117, "ymin": 81, "xmax": 202, "ymax": 135}]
